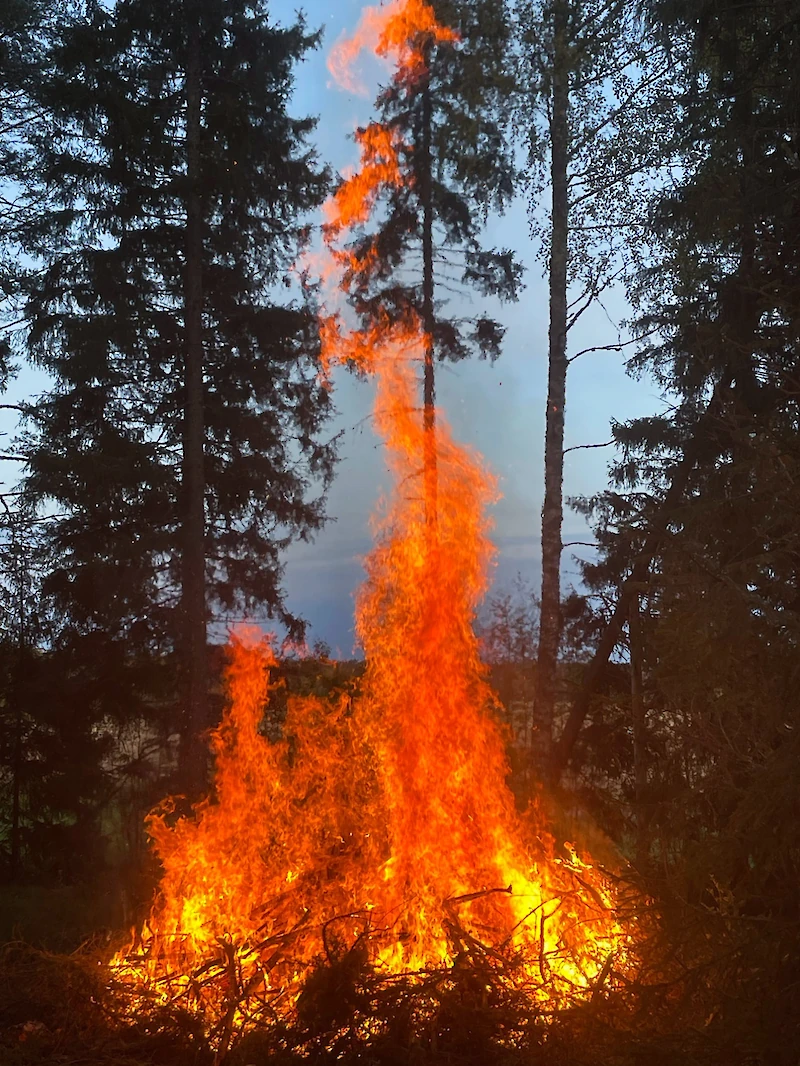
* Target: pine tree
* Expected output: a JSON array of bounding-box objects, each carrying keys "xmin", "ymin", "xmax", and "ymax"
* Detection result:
[
  {"xmin": 328, "ymin": 0, "xmax": 522, "ymax": 528},
  {"xmin": 16, "ymin": 0, "xmax": 333, "ymax": 789},
  {"xmin": 558, "ymin": 0, "xmax": 800, "ymax": 805}
]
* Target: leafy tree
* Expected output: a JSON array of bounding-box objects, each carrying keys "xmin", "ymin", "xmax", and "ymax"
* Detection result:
[
  {"xmin": 480, "ymin": 574, "xmax": 540, "ymax": 668},
  {"xmin": 478, "ymin": 576, "xmax": 540, "ymax": 781},
  {"xmin": 559, "ymin": 0, "xmax": 800, "ymax": 776},
  {"xmin": 14, "ymin": 0, "xmax": 334, "ymax": 787},
  {"xmin": 514, "ymin": 0, "xmax": 673, "ymax": 754}
]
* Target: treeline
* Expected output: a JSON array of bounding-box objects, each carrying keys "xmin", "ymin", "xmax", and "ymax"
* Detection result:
[
  {"xmin": 1, "ymin": 0, "xmax": 799, "ymax": 998},
  {"xmin": 1, "ymin": 0, "xmax": 337, "ymax": 882}
]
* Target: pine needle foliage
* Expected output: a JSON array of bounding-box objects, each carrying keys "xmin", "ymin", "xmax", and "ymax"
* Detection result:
[{"xmin": 15, "ymin": 0, "xmax": 334, "ymax": 652}]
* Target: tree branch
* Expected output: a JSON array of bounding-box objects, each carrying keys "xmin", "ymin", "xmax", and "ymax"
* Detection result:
[
  {"xmin": 568, "ymin": 330, "xmax": 658, "ymax": 364},
  {"xmin": 564, "ymin": 440, "xmax": 614, "ymax": 454}
]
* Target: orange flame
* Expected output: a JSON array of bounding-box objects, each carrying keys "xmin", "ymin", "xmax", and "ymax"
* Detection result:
[
  {"xmin": 323, "ymin": 124, "xmax": 404, "ymax": 233},
  {"xmin": 328, "ymin": 0, "xmax": 459, "ymax": 94},
  {"xmin": 111, "ymin": 0, "xmax": 626, "ymax": 1041},
  {"xmin": 111, "ymin": 365, "xmax": 623, "ymax": 1022}
]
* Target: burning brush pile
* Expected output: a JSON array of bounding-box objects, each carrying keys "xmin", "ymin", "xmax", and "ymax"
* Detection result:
[
  {"xmin": 110, "ymin": 507, "xmax": 626, "ymax": 1049},
  {"xmin": 108, "ymin": 528, "xmax": 628, "ymax": 1055},
  {"xmin": 106, "ymin": 0, "xmax": 629, "ymax": 1058}
]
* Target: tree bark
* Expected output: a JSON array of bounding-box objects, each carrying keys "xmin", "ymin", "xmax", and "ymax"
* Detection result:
[
  {"xmin": 10, "ymin": 698, "xmax": 21, "ymax": 878},
  {"xmin": 630, "ymin": 593, "xmax": 647, "ymax": 864},
  {"xmin": 537, "ymin": 0, "xmax": 569, "ymax": 760},
  {"xmin": 10, "ymin": 558, "xmax": 25, "ymax": 880},
  {"xmin": 180, "ymin": 15, "xmax": 208, "ymax": 794},
  {"xmin": 421, "ymin": 72, "xmax": 438, "ymax": 534}
]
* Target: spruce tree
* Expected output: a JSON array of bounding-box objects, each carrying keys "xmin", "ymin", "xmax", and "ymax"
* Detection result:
[
  {"xmin": 556, "ymin": 0, "xmax": 800, "ymax": 782},
  {"xmin": 16, "ymin": 0, "xmax": 333, "ymax": 788},
  {"xmin": 0, "ymin": 0, "xmax": 53, "ymax": 386},
  {"xmin": 328, "ymin": 0, "xmax": 522, "ymax": 527},
  {"xmin": 0, "ymin": 0, "xmax": 53, "ymax": 876}
]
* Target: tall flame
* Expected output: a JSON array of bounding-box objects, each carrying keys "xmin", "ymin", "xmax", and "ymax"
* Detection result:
[{"xmin": 111, "ymin": 0, "xmax": 626, "ymax": 1042}]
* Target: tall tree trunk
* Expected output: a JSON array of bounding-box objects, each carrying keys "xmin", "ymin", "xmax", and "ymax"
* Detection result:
[
  {"xmin": 10, "ymin": 560, "xmax": 24, "ymax": 881},
  {"xmin": 421, "ymin": 71, "xmax": 438, "ymax": 534},
  {"xmin": 630, "ymin": 594, "xmax": 648, "ymax": 864},
  {"xmin": 537, "ymin": 0, "xmax": 569, "ymax": 761},
  {"xmin": 180, "ymin": 16, "xmax": 208, "ymax": 794},
  {"xmin": 10, "ymin": 701, "xmax": 21, "ymax": 878}
]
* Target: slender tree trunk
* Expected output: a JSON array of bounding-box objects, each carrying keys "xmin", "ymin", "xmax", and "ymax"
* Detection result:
[
  {"xmin": 9, "ymin": 554, "xmax": 27, "ymax": 878},
  {"xmin": 630, "ymin": 594, "xmax": 647, "ymax": 864},
  {"xmin": 10, "ymin": 564, "xmax": 24, "ymax": 880},
  {"xmin": 10, "ymin": 699, "xmax": 22, "ymax": 882},
  {"xmin": 537, "ymin": 0, "xmax": 569, "ymax": 761},
  {"xmin": 180, "ymin": 16, "xmax": 208, "ymax": 794},
  {"xmin": 10, "ymin": 701, "xmax": 22, "ymax": 878},
  {"xmin": 421, "ymin": 71, "xmax": 438, "ymax": 534}
]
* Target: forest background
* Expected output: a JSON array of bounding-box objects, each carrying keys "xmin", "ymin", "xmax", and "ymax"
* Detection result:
[{"xmin": 1, "ymin": 0, "xmax": 799, "ymax": 1059}]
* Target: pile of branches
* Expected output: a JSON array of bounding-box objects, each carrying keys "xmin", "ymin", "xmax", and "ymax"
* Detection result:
[
  {"xmin": 1, "ymin": 886, "xmax": 796, "ymax": 1066},
  {"xmin": 0, "ymin": 940, "xmax": 209, "ymax": 1066}
]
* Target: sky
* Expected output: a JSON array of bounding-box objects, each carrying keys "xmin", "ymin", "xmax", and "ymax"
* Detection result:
[
  {"xmin": 0, "ymin": 0, "xmax": 665, "ymax": 657},
  {"xmin": 276, "ymin": 0, "xmax": 663, "ymax": 655}
]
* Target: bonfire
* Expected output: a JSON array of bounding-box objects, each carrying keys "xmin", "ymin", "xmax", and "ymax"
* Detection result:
[{"xmin": 111, "ymin": 0, "xmax": 628, "ymax": 1053}]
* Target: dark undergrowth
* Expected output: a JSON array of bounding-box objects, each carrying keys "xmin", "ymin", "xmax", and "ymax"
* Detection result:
[{"xmin": 1, "ymin": 893, "xmax": 798, "ymax": 1066}]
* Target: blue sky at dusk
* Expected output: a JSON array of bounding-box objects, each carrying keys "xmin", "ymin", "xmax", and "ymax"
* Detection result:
[
  {"xmin": 0, "ymin": 1, "xmax": 665, "ymax": 656},
  {"xmin": 277, "ymin": 0, "xmax": 663, "ymax": 655}
]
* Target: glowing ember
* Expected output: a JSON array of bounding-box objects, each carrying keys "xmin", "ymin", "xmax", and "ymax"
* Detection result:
[{"xmin": 111, "ymin": 0, "xmax": 626, "ymax": 1043}]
